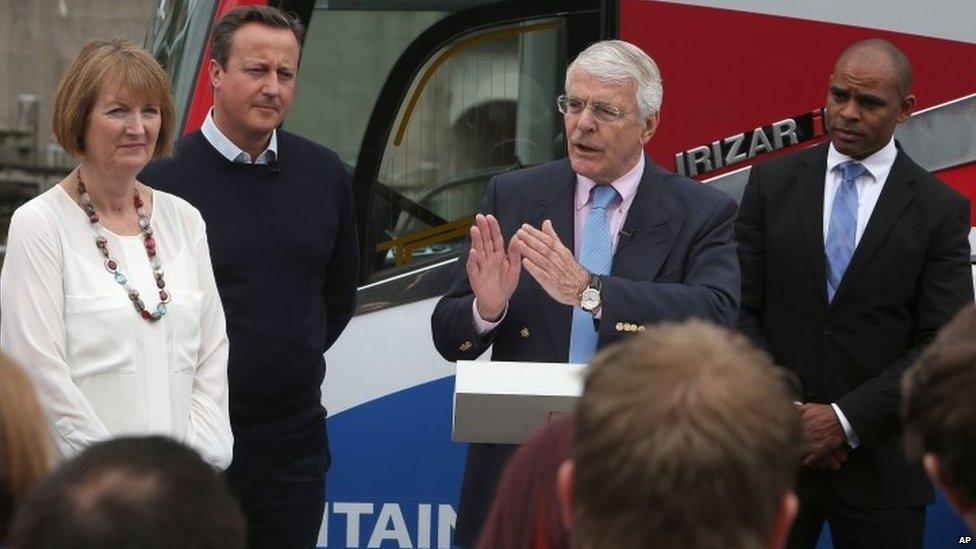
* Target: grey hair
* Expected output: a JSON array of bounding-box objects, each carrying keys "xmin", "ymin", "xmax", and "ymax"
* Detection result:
[{"xmin": 565, "ymin": 40, "xmax": 663, "ymax": 120}]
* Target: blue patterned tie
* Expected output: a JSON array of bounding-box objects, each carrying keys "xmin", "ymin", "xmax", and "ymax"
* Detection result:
[
  {"xmin": 569, "ymin": 185, "xmax": 618, "ymax": 363},
  {"xmin": 825, "ymin": 161, "xmax": 866, "ymax": 302}
]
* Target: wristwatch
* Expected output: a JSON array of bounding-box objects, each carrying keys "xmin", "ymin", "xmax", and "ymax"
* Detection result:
[{"xmin": 579, "ymin": 273, "xmax": 602, "ymax": 313}]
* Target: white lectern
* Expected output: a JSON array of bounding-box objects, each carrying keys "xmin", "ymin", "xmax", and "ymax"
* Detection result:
[{"xmin": 452, "ymin": 360, "xmax": 586, "ymax": 444}]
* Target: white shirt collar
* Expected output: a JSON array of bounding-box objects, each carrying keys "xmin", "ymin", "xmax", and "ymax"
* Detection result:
[
  {"xmin": 826, "ymin": 136, "xmax": 897, "ymax": 181},
  {"xmin": 200, "ymin": 108, "xmax": 278, "ymax": 165}
]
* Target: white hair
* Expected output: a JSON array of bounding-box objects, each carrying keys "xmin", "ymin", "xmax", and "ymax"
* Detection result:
[{"xmin": 565, "ymin": 40, "xmax": 663, "ymax": 120}]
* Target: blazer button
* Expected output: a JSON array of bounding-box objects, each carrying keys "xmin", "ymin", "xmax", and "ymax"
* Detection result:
[
  {"xmin": 822, "ymin": 326, "xmax": 832, "ymax": 336},
  {"xmin": 459, "ymin": 340, "xmax": 472, "ymax": 351}
]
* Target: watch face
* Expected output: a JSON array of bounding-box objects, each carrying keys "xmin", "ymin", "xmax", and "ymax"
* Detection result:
[{"xmin": 581, "ymin": 287, "xmax": 600, "ymax": 311}]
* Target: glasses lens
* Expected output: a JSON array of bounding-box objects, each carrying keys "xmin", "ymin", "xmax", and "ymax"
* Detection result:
[{"xmin": 593, "ymin": 104, "xmax": 621, "ymax": 123}]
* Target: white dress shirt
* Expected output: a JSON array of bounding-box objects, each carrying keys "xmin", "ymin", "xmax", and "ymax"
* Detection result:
[
  {"xmin": 201, "ymin": 108, "xmax": 278, "ymax": 164},
  {"xmin": 0, "ymin": 186, "xmax": 233, "ymax": 469},
  {"xmin": 821, "ymin": 136, "xmax": 898, "ymax": 449}
]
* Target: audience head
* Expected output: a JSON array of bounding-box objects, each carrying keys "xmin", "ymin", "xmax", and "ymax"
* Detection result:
[
  {"xmin": 559, "ymin": 320, "xmax": 801, "ymax": 549},
  {"xmin": 52, "ymin": 38, "xmax": 174, "ymax": 160},
  {"xmin": 478, "ymin": 415, "xmax": 575, "ymax": 549},
  {"xmin": 0, "ymin": 353, "xmax": 52, "ymax": 542},
  {"xmin": 8, "ymin": 436, "xmax": 245, "ymax": 549},
  {"xmin": 903, "ymin": 304, "xmax": 976, "ymax": 532}
]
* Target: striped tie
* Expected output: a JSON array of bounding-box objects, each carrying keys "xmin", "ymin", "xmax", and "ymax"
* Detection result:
[
  {"xmin": 825, "ymin": 161, "xmax": 866, "ymax": 302},
  {"xmin": 568, "ymin": 185, "xmax": 618, "ymax": 363}
]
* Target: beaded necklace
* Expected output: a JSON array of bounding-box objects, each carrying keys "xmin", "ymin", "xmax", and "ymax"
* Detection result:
[{"xmin": 76, "ymin": 169, "xmax": 170, "ymax": 322}]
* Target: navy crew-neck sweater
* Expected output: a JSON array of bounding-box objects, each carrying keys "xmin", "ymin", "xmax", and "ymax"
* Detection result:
[{"xmin": 139, "ymin": 130, "xmax": 358, "ymax": 466}]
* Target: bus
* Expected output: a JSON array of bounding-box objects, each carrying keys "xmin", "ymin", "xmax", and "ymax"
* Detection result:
[{"xmin": 145, "ymin": 1, "xmax": 976, "ymax": 546}]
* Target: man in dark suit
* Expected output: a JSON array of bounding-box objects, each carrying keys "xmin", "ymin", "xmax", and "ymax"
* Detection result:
[
  {"xmin": 431, "ymin": 40, "xmax": 740, "ymax": 546},
  {"xmin": 736, "ymin": 39, "xmax": 974, "ymax": 549}
]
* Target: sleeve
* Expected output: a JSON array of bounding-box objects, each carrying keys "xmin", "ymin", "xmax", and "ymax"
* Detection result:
[
  {"xmin": 836, "ymin": 196, "xmax": 974, "ymax": 438},
  {"xmin": 431, "ymin": 176, "xmax": 502, "ymax": 362},
  {"xmin": 0, "ymin": 203, "xmax": 113, "ymax": 458},
  {"xmin": 598, "ymin": 191, "xmax": 741, "ymax": 333},
  {"xmin": 182, "ymin": 209, "xmax": 233, "ymax": 470},
  {"xmin": 322, "ymin": 161, "xmax": 359, "ymax": 352},
  {"xmin": 735, "ymin": 167, "xmax": 770, "ymax": 350}
]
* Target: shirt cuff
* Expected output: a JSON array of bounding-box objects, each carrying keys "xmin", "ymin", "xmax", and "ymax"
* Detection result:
[
  {"xmin": 831, "ymin": 403, "xmax": 860, "ymax": 449},
  {"xmin": 472, "ymin": 298, "xmax": 506, "ymax": 335}
]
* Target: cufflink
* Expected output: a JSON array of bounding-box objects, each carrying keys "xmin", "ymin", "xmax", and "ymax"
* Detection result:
[{"xmin": 459, "ymin": 341, "xmax": 473, "ymax": 351}]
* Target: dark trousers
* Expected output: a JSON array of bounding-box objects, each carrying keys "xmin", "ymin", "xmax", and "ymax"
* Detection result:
[
  {"xmin": 787, "ymin": 473, "xmax": 926, "ymax": 549},
  {"xmin": 226, "ymin": 446, "xmax": 330, "ymax": 549}
]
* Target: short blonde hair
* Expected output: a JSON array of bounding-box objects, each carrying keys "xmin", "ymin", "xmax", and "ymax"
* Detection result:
[
  {"xmin": 52, "ymin": 38, "xmax": 174, "ymax": 158},
  {"xmin": 0, "ymin": 352, "xmax": 52, "ymax": 532}
]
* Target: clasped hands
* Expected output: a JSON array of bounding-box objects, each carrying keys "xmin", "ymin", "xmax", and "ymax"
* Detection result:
[
  {"xmin": 798, "ymin": 403, "xmax": 850, "ymax": 471},
  {"xmin": 467, "ymin": 214, "xmax": 587, "ymax": 322}
]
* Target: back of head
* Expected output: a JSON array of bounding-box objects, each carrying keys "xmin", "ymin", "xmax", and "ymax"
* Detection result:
[
  {"xmin": 8, "ymin": 436, "xmax": 245, "ymax": 549},
  {"xmin": 0, "ymin": 352, "xmax": 51, "ymax": 542},
  {"xmin": 478, "ymin": 416, "xmax": 575, "ymax": 549},
  {"xmin": 903, "ymin": 304, "xmax": 976, "ymax": 504},
  {"xmin": 573, "ymin": 320, "xmax": 801, "ymax": 549}
]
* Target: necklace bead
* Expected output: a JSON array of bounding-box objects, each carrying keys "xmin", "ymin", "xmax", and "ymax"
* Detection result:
[{"xmin": 77, "ymin": 169, "xmax": 169, "ymax": 323}]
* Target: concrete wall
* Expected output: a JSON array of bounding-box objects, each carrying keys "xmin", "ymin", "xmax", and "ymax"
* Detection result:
[{"xmin": 0, "ymin": 0, "xmax": 154, "ymax": 155}]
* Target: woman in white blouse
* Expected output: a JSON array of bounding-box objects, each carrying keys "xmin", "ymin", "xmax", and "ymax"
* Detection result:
[{"xmin": 0, "ymin": 39, "xmax": 232, "ymax": 469}]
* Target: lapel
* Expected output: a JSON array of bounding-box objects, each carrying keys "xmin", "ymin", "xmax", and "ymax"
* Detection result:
[
  {"xmin": 831, "ymin": 148, "xmax": 916, "ymax": 305},
  {"xmin": 611, "ymin": 156, "xmax": 674, "ymax": 280},
  {"xmin": 524, "ymin": 162, "xmax": 577, "ymax": 361},
  {"xmin": 795, "ymin": 144, "xmax": 830, "ymax": 307}
]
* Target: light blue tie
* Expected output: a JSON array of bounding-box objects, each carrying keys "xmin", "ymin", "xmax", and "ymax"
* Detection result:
[
  {"xmin": 825, "ymin": 161, "xmax": 866, "ymax": 302},
  {"xmin": 569, "ymin": 185, "xmax": 618, "ymax": 363}
]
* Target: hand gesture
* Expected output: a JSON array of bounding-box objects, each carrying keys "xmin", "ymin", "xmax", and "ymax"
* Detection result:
[
  {"xmin": 517, "ymin": 220, "xmax": 589, "ymax": 306},
  {"xmin": 467, "ymin": 214, "xmax": 521, "ymax": 321}
]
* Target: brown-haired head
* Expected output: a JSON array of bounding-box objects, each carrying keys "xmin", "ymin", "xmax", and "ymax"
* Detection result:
[
  {"xmin": 52, "ymin": 38, "xmax": 174, "ymax": 159},
  {"xmin": 210, "ymin": 5, "xmax": 304, "ymax": 69},
  {"xmin": 570, "ymin": 319, "xmax": 801, "ymax": 549},
  {"xmin": 0, "ymin": 352, "xmax": 52, "ymax": 541},
  {"xmin": 903, "ymin": 305, "xmax": 976, "ymax": 505}
]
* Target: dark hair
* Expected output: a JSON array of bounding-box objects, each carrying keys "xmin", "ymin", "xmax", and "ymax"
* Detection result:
[
  {"xmin": 903, "ymin": 304, "xmax": 976, "ymax": 502},
  {"xmin": 8, "ymin": 436, "xmax": 245, "ymax": 549},
  {"xmin": 573, "ymin": 320, "xmax": 801, "ymax": 549},
  {"xmin": 477, "ymin": 416, "xmax": 574, "ymax": 549},
  {"xmin": 210, "ymin": 5, "xmax": 304, "ymax": 68},
  {"xmin": 838, "ymin": 38, "xmax": 913, "ymax": 96}
]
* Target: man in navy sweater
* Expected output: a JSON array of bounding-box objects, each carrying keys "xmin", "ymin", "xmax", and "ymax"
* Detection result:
[{"xmin": 140, "ymin": 6, "xmax": 357, "ymax": 548}]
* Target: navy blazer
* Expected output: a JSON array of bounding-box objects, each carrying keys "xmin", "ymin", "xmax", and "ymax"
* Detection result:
[{"xmin": 431, "ymin": 155, "xmax": 740, "ymax": 545}]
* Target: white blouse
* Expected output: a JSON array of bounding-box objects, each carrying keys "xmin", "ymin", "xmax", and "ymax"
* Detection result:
[{"xmin": 0, "ymin": 185, "xmax": 232, "ymax": 469}]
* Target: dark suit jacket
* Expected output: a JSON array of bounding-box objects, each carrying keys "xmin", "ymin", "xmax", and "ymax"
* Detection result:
[
  {"xmin": 431, "ymin": 155, "xmax": 740, "ymax": 545},
  {"xmin": 736, "ymin": 142, "xmax": 973, "ymax": 508}
]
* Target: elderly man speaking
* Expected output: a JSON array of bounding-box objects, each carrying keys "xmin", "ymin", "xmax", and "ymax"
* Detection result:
[{"xmin": 431, "ymin": 39, "xmax": 740, "ymax": 547}]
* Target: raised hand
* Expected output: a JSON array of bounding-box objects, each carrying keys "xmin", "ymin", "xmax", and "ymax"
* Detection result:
[
  {"xmin": 517, "ymin": 220, "xmax": 589, "ymax": 306},
  {"xmin": 467, "ymin": 214, "xmax": 521, "ymax": 321}
]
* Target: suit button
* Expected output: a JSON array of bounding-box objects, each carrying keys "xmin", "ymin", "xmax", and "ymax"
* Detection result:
[{"xmin": 822, "ymin": 326, "xmax": 832, "ymax": 336}]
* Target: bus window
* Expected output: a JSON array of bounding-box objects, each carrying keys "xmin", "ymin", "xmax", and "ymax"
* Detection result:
[{"xmin": 368, "ymin": 19, "xmax": 566, "ymax": 281}]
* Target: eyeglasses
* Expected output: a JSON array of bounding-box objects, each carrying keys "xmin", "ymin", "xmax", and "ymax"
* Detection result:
[{"xmin": 556, "ymin": 94, "xmax": 628, "ymax": 124}]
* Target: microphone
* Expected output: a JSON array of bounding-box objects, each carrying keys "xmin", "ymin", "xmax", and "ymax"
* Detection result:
[{"xmin": 266, "ymin": 160, "xmax": 281, "ymax": 174}]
